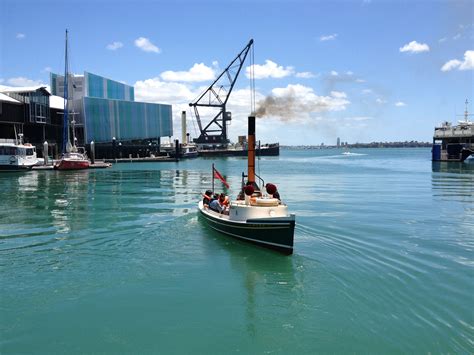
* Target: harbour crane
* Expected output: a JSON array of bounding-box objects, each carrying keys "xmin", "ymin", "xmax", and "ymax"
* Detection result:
[{"xmin": 189, "ymin": 39, "xmax": 254, "ymax": 146}]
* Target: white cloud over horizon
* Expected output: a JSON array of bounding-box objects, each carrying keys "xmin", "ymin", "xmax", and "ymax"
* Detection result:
[
  {"xmin": 160, "ymin": 63, "xmax": 216, "ymax": 82},
  {"xmin": 4, "ymin": 77, "xmax": 45, "ymax": 87},
  {"xmin": 395, "ymin": 101, "xmax": 406, "ymax": 107},
  {"xmin": 441, "ymin": 50, "xmax": 474, "ymax": 71},
  {"xmin": 295, "ymin": 71, "xmax": 316, "ymax": 78},
  {"xmin": 134, "ymin": 37, "xmax": 160, "ymax": 53},
  {"xmin": 320, "ymin": 33, "xmax": 338, "ymax": 41},
  {"xmin": 16, "ymin": 33, "xmax": 25, "ymax": 39},
  {"xmin": 399, "ymin": 41, "xmax": 430, "ymax": 53},
  {"xmin": 245, "ymin": 60, "xmax": 294, "ymax": 79},
  {"xmin": 106, "ymin": 41, "xmax": 124, "ymax": 50}
]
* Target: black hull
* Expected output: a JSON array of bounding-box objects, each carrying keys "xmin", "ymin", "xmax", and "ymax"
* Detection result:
[
  {"xmin": 199, "ymin": 208, "xmax": 295, "ymax": 255},
  {"xmin": 198, "ymin": 144, "xmax": 279, "ymax": 157},
  {"xmin": 0, "ymin": 164, "xmax": 33, "ymax": 172},
  {"xmin": 461, "ymin": 148, "xmax": 474, "ymax": 162}
]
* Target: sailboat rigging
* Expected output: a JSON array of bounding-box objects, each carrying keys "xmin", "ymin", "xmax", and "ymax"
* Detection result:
[{"xmin": 54, "ymin": 29, "xmax": 90, "ymax": 170}]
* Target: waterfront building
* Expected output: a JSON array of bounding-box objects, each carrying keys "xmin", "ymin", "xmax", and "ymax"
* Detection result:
[
  {"xmin": 50, "ymin": 72, "xmax": 172, "ymax": 157},
  {"xmin": 0, "ymin": 87, "xmax": 64, "ymax": 156},
  {"xmin": 0, "ymin": 72, "xmax": 173, "ymax": 159}
]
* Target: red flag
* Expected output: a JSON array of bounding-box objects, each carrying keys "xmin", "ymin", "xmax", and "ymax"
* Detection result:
[{"xmin": 213, "ymin": 167, "xmax": 229, "ymax": 188}]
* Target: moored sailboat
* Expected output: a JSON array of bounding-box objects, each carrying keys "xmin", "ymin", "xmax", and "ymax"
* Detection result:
[{"xmin": 54, "ymin": 29, "xmax": 89, "ymax": 171}]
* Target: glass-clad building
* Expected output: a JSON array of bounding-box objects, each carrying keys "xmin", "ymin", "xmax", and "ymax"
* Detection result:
[
  {"xmin": 50, "ymin": 71, "xmax": 172, "ymax": 144},
  {"xmin": 83, "ymin": 97, "xmax": 171, "ymax": 143}
]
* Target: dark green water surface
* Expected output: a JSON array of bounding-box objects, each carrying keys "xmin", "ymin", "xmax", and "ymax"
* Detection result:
[{"xmin": 1, "ymin": 148, "xmax": 473, "ymax": 353}]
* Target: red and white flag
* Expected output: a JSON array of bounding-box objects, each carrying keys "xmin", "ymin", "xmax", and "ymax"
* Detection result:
[{"xmin": 213, "ymin": 167, "xmax": 229, "ymax": 188}]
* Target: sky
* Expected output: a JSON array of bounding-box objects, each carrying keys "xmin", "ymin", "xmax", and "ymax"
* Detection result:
[{"xmin": 1, "ymin": 0, "xmax": 473, "ymax": 145}]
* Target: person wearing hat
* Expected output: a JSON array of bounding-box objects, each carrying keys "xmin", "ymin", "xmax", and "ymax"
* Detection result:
[{"xmin": 265, "ymin": 183, "xmax": 280, "ymax": 201}]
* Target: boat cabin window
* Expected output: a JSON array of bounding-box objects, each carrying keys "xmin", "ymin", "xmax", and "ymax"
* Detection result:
[
  {"xmin": 26, "ymin": 148, "xmax": 34, "ymax": 156},
  {"xmin": 0, "ymin": 147, "xmax": 18, "ymax": 155}
]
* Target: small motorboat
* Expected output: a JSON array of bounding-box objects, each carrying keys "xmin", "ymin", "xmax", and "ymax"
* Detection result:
[
  {"xmin": 198, "ymin": 116, "xmax": 295, "ymax": 255},
  {"xmin": 0, "ymin": 135, "xmax": 38, "ymax": 171}
]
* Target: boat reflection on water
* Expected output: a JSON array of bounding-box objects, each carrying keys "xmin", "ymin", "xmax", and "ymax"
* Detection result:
[
  {"xmin": 431, "ymin": 161, "xmax": 474, "ymax": 202},
  {"xmin": 202, "ymin": 225, "xmax": 303, "ymax": 337},
  {"xmin": 431, "ymin": 161, "xmax": 474, "ymax": 174}
]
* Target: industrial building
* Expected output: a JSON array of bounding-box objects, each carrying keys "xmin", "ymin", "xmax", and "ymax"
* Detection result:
[
  {"xmin": 0, "ymin": 87, "xmax": 64, "ymax": 157},
  {"xmin": 0, "ymin": 72, "xmax": 173, "ymax": 158}
]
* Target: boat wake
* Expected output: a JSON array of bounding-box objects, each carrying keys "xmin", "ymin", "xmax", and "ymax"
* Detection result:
[{"xmin": 341, "ymin": 152, "xmax": 366, "ymax": 156}]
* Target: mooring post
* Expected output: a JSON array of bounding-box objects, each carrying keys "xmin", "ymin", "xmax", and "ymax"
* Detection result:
[
  {"xmin": 43, "ymin": 141, "xmax": 48, "ymax": 165},
  {"xmin": 90, "ymin": 141, "xmax": 95, "ymax": 164},
  {"xmin": 175, "ymin": 139, "xmax": 180, "ymax": 162}
]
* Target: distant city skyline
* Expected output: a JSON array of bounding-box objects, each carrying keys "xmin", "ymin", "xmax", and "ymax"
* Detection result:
[{"xmin": 1, "ymin": 0, "xmax": 473, "ymax": 145}]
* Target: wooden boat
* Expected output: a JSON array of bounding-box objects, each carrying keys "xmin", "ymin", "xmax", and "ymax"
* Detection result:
[{"xmin": 198, "ymin": 116, "xmax": 295, "ymax": 255}]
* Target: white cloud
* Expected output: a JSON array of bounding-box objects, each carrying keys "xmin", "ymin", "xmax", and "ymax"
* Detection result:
[
  {"xmin": 320, "ymin": 34, "xmax": 338, "ymax": 41},
  {"xmin": 399, "ymin": 41, "xmax": 430, "ymax": 53},
  {"xmin": 376, "ymin": 98, "xmax": 387, "ymax": 104},
  {"xmin": 106, "ymin": 41, "xmax": 124, "ymax": 50},
  {"xmin": 453, "ymin": 33, "xmax": 461, "ymax": 40},
  {"xmin": 160, "ymin": 63, "xmax": 215, "ymax": 82},
  {"xmin": 330, "ymin": 91, "xmax": 347, "ymax": 99},
  {"xmin": 16, "ymin": 33, "xmax": 25, "ymax": 39},
  {"xmin": 459, "ymin": 50, "xmax": 474, "ymax": 70},
  {"xmin": 330, "ymin": 70, "xmax": 339, "ymax": 76},
  {"xmin": 6, "ymin": 77, "xmax": 45, "ymax": 87},
  {"xmin": 356, "ymin": 79, "xmax": 366, "ymax": 83},
  {"xmin": 343, "ymin": 116, "xmax": 373, "ymax": 121},
  {"xmin": 134, "ymin": 77, "xmax": 196, "ymax": 104},
  {"xmin": 134, "ymin": 37, "xmax": 160, "ymax": 53},
  {"xmin": 295, "ymin": 71, "xmax": 316, "ymax": 78},
  {"xmin": 362, "ymin": 89, "xmax": 373, "ymax": 94},
  {"xmin": 246, "ymin": 60, "xmax": 294, "ymax": 79},
  {"xmin": 395, "ymin": 101, "xmax": 406, "ymax": 107},
  {"xmin": 441, "ymin": 50, "xmax": 474, "ymax": 71},
  {"xmin": 441, "ymin": 59, "xmax": 462, "ymax": 72}
]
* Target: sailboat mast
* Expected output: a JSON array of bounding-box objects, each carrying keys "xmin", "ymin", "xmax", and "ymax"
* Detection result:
[{"xmin": 62, "ymin": 29, "xmax": 70, "ymax": 154}]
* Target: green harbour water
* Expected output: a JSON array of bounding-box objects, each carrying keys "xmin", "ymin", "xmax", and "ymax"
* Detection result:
[{"xmin": 1, "ymin": 148, "xmax": 473, "ymax": 353}]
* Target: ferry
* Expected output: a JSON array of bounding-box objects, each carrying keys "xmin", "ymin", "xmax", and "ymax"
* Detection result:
[
  {"xmin": 0, "ymin": 137, "xmax": 38, "ymax": 171},
  {"xmin": 432, "ymin": 100, "xmax": 474, "ymax": 162}
]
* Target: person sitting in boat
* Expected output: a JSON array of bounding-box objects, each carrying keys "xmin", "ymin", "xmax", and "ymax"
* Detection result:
[
  {"xmin": 219, "ymin": 193, "xmax": 229, "ymax": 207},
  {"xmin": 218, "ymin": 193, "xmax": 230, "ymax": 214},
  {"xmin": 265, "ymin": 183, "xmax": 280, "ymax": 201},
  {"xmin": 202, "ymin": 190, "xmax": 213, "ymax": 207},
  {"xmin": 209, "ymin": 197, "xmax": 224, "ymax": 214}
]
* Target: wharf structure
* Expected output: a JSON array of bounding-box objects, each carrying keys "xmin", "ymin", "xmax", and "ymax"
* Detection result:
[
  {"xmin": 432, "ymin": 101, "xmax": 473, "ymax": 162},
  {"xmin": 0, "ymin": 73, "xmax": 173, "ymax": 160}
]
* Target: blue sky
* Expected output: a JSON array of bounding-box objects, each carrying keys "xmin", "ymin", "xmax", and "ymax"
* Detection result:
[{"xmin": 1, "ymin": 0, "xmax": 473, "ymax": 145}]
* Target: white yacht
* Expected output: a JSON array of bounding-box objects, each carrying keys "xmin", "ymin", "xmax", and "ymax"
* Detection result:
[{"xmin": 0, "ymin": 136, "xmax": 38, "ymax": 171}]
